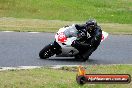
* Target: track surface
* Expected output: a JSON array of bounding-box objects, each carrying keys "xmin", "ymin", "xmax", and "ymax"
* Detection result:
[{"xmin": 0, "ymin": 32, "xmax": 132, "ymax": 67}]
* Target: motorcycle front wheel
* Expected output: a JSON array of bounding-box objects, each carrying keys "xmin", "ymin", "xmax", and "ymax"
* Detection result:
[{"xmin": 39, "ymin": 44, "xmax": 55, "ymax": 59}]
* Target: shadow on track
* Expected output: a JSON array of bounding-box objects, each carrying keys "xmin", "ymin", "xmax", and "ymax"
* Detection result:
[
  {"xmin": 37, "ymin": 52, "xmax": 113, "ymax": 64},
  {"xmin": 38, "ymin": 56, "xmax": 102, "ymax": 65}
]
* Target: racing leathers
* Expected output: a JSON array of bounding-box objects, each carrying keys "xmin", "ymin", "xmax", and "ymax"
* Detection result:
[{"xmin": 71, "ymin": 24, "xmax": 102, "ymax": 61}]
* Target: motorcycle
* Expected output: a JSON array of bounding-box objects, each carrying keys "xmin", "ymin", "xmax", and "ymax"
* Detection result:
[{"xmin": 39, "ymin": 24, "xmax": 108, "ymax": 61}]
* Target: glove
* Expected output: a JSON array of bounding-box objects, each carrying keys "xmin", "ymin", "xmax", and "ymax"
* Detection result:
[
  {"xmin": 80, "ymin": 32, "xmax": 86, "ymax": 37},
  {"xmin": 78, "ymin": 31, "xmax": 86, "ymax": 39}
]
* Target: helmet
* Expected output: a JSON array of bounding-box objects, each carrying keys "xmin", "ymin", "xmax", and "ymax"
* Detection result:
[{"xmin": 86, "ymin": 19, "xmax": 97, "ymax": 32}]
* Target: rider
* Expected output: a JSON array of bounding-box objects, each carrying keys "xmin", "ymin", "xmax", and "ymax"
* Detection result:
[{"xmin": 71, "ymin": 19, "xmax": 102, "ymax": 61}]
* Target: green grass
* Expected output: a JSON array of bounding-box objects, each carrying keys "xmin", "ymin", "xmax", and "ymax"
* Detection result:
[
  {"xmin": 0, "ymin": 18, "xmax": 132, "ymax": 34},
  {"xmin": 0, "ymin": 0, "xmax": 132, "ymax": 24},
  {"xmin": 0, "ymin": 65, "xmax": 131, "ymax": 88}
]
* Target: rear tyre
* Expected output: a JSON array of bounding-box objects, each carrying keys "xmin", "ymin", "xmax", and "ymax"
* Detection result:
[
  {"xmin": 39, "ymin": 44, "xmax": 55, "ymax": 59},
  {"xmin": 75, "ymin": 54, "xmax": 89, "ymax": 61},
  {"xmin": 82, "ymin": 56, "xmax": 89, "ymax": 62}
]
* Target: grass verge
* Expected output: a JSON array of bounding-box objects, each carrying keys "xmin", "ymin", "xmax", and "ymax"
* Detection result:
[
  {"xmin": 0, "ymin": 0, "xmax": 132, "ymax": 24},
  {"xmin": 0, "ymin": 65, "xmax": 131, "ymax": 88},
  {"xmin": 0, "ymin": 18, "xmax": 132, "ymax": 34}
]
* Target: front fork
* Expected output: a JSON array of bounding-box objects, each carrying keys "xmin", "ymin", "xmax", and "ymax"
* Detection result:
[{"xmin": 50, "ymin": 41, "xmax": 62, "ymax": 55}]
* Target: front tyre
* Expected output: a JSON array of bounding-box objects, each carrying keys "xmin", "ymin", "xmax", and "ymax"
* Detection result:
[{"xmin": 39, "ymin": 44, "xmax": 55, "ymax": 59}]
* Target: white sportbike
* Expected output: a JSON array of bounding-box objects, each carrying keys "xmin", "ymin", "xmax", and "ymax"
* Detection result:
[{"xmin": 39, "ymin": 24, "xmax": 108, "ymax": 61}]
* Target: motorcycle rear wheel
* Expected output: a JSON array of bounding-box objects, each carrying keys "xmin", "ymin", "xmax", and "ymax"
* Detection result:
[{"xmin": 75, "ymin": 54, "xmax": 89, "ymax": 61}]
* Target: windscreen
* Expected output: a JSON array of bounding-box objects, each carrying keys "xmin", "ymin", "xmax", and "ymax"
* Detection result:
[{"xmin": 63, "ymin": 27, "xmax": 79, "ymax": 38}]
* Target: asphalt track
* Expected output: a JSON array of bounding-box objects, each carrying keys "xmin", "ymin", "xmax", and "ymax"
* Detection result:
[{"xmin": 0, "ymin": 32, "xmax": 132, "ymax": 67}]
